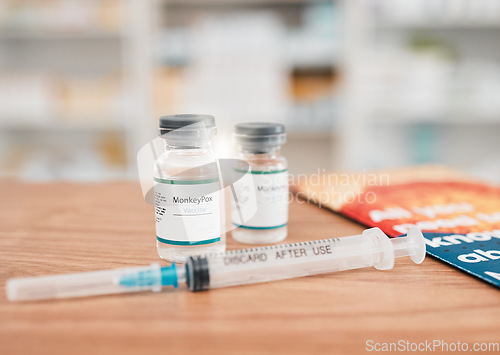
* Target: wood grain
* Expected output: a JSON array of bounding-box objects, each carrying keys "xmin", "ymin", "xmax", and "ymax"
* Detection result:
[{"xmin": 0, "ymin": 182, "xmax": 498, "ymax": 355}]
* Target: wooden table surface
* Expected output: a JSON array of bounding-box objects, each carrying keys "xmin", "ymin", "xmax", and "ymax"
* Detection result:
[{"xmin": 0, "ymin": 182, "xmax": 499, "ymax": 355}]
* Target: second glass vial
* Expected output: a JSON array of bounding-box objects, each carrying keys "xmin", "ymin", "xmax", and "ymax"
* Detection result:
[{"xmin": 231, "ymin": 122, "xmax": 289, "ymax": 244}]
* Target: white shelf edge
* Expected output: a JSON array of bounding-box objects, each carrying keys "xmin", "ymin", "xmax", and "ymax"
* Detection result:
[
  {"xmin": 372, "ymin": 21, "xmax": 500, "ymax": 30},
  {"xmin": 0, "ymin": 121, "xmax": 129, "ymax": 132},
  {"xmin": 0, "ymin": 31, "xmax": 122, "ymax": 41},
  {"xmin": 370, "ymin": 118, "xmax": 500, "ymax": 126}
]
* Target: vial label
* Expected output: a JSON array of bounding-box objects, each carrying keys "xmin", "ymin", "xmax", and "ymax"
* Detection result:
[
  {"xmin": 232, "ymin": 170, "xmax": 288, "ymax": 229},
  {"xmin": 154, "ymin": 177, "xmax": 221, "ymax": 245}
]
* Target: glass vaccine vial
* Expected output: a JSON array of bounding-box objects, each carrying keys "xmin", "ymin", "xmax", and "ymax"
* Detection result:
[
  {"xmin": 231, "ymin": 122, "xmax": 289, "ymax": 244},
  {"xmin": 154, "ymin": 114, "xmax": 225, "ymax": 263}
]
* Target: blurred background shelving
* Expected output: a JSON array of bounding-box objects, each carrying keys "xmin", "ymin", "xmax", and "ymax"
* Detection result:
[
  {"xmin": 151, "ymin": 0, "xmax": 343, "ymax": 174},
  {"xmin": 0, "ymin": 0, "xmax": 499, "ymax": 182},
  {"xmin": 340, "ymin": 0, "xmax": 500, "ymax": 183},
  {"xmin": 0, "ymin": 0, "xmax": 152, "ymax": 181}
]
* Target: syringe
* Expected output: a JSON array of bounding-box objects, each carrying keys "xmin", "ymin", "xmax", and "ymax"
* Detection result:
[{"xmin": 6, "ymin": 227, "xmax": 425, "ymax": 301}]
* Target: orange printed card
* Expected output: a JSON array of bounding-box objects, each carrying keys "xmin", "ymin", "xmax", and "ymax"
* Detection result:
[{"xmin": 293, "ymin": 166, "xmax": 500, "ymax": 288}]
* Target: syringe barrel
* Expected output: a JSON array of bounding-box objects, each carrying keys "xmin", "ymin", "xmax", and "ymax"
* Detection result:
[{"xmin": 187, "ymin": 229, "xmax": 395, "ymax": 291}]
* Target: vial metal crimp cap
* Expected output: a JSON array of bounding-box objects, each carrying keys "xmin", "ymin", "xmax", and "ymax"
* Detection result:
[
  {"xmin": 234, "ymin": 122, "xmax": 286, "ymax": 152},
  {"xmin": 159, "ymin": 114, "xmax": 216, "ymax": 135}
]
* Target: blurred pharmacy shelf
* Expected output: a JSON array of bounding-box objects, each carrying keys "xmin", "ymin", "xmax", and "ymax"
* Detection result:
[
  {"xmin": 152, "ymin": 0, "xmax": 342, "ymax": 175},
  {"xmin": 338, "ymin": 0, "xmax": 500, "ymax": 183},
  {"xmin": 3, "ymin": 0, "xmax": 498, "ymax": 182},
  {"xmin": 0, "ymin": 0, "xmax": 341, "ymax": 179},
  {"xmin": 0, "ymin": 0, "xmax": 154, "ymax": 181}
]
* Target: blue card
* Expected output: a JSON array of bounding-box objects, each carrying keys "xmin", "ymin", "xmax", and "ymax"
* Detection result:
[{"xmin": 422, "ymin": 232, "xmax": 500, "ymax": 288}]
